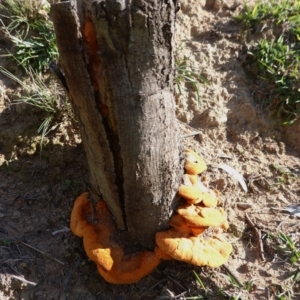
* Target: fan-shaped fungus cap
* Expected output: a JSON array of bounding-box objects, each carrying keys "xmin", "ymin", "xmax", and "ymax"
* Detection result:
[
  {"xmin": 177, "ymin": 204, "xmax": 227, "ymax": 227},
  {"xmin": 155, "ymin": 230, "xmax": 232, "ymax": 268},
  {"xmin": 70, "ymin": 193, "xmax": 160, "ymax": 284},
  {"xmin": 70, "ymin": 192, "xmax": 92, "ymax": 237},
  {"xmin": 201, "ymin": 189, "xmax": 220, "ymax": 207},
  {"xmin": 178, "ymin": 185, "xmax": 202, "ymax": 203},
  {"xmin": 178, "ymin": 174, "xmax": 201, "ymax": 204},
  {"xmin": 168, "ymin": 214, "xmax": 207, "ymax": 237},
  {"xmin": 178, "ymin": 175, "xmax": 220, "ymax": 207},
  {"xmin": 185, "ymin": 149, "xmax": 207, "ymax": 175},
  {"xmin": 96, "ymin": 251, "xmax": 160, "ymax": 284}
]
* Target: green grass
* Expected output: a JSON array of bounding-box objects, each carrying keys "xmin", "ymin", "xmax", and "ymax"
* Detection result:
[
  {"xmin": 271, "ymin": 163, "xmax": 298, "ymax": 184},
  {"xmin": 236, "ymin": 0, "xmax": 300, "ymax": 124},
  {"xmin": 0, "ymin": 1, "xmax": 72, "ymax": 151},
  {"xmin": 264, "ymin": 232, "xmax": 300, "ymax": 299},
  {"xmin": 175, "ymin": 44, "xmax": 209, "ymax": 107},
  {"xmin": 277, "ymin": 232, "xmax": 300, "ymax": 265},
  {"xmin": 193, "ymin": 270, "xmax": 207, "ymax": 295},
  {"xmin": 235, "ymin": 0, "xmax": 300, "ymax": 32},
  {"xmin": 0, "ymin": 67, "xmax": 58, "ymax": 113},
  {"xmin": 0, "ymin": 66, "xmax": 73, "ymax": 151},
  {"xmin": 0, "ymin": 0, "xmax": 58, "ymax": 72},
  {"xmin": 0, "ymin": 239, "xmax": 12, "ymax": 246},
  {"xmin": 219, "ymin": 272, "xmax": 257, "ymax": 299}
]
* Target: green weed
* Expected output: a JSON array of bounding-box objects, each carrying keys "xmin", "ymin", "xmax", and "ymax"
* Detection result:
[
  {"xmin": 0, "ymin": 0, "xmax": 58, "ymax": 72},
  {"xmin": 0, "ymin": 0, "xmax": 51, "ymax": 36},
  {"xmin": 0, "ymin": 66, "xmax": 73, "ymax": 151},
  {"xmin": 237, "ymin": 0, "xmax": 300, "ymax": 124},
  {"xmin": 220, "ymin": 273, "xmax": 241, "ymax": 289},
  {"xmin": 62, "ymin": 179, "xmax": 72, "ymax": 191},
  {"xmin": 219, "ymin": 270, "xmax": 259, "ymax": 299},
  {"xmin": 175, "ymin": 44, "xmax": 209, "ymax": 107},
  {"xmin": 0, "ymin": 239, "xmax": 12, "ymax": 246},
  {"xmin": 193, "ymin": 270, "xmax": 207, "ymax": 294},
  {"xmin": 268, "ymin": 283, "xmax": 295, "ymax": 300},
  {"xmin": 272, "ymin": 163, "xmax": 298, "ymax": 184},
  {"xmin": 277, "ymin": 232, "xmax": 300, "ymax": 265},
  {"xmin": 236, "ymin": 0, "xmax": 300, "ymax": 33},
  {"xmin": 268, "ymin": 269, "xmax": 300, "ymax": 299},
  {"xmin": 0, "ymin": 66, "xmax": 57, "ymax": 112}
]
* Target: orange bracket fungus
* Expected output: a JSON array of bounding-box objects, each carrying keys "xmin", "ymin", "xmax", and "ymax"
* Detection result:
[
  {"xmin": 184, "ymin": 149, "xmax": 207, "ymax": 175},
  {"xmin": 70, "ymin": 149, "xmax": 232, "ymax": 284},
  {"xmin": 70, "ymin": 192, "xmax": 160, "ymax": 284},
  {"xmin": 155, "ymin": 149, "xmax": 232, "ymax": 268}
]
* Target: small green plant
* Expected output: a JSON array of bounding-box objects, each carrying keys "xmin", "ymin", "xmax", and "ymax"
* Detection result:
[
  {"xmin": 237, "ymin": 0, "xmax": 300, "ymax": 124},
  {"xmin": 277, "ymin": 232, "xmax": 300, "ymax": 265},
  {"xmin": 62, "ymin": 179, "xmax": 72, "ymax": 191},
  {"xmin": 272, "ymin": 163, "xmax": 298, "ymax": 184},
  {"xmin": 0, "ymin": 67, "xmax": 57, "ymax": 113},
  {"xmin": 0, "ymin": 0, "xmax": 58, "ymax": 72},
  {"xmin": 268, "ymin": 283, "xmax": 296, "ymax": 300},
  {"xmin": 244, "ymin": 278, "xmax": 257, "ymax": 293},
  {"xmin": 219, "ymin": 271, "xmax": 258, "ymax": 299},
  {"xmin": 0, "ymin": 0, "xmax": 51, "ymax": 35},
  {"xmin": 247, "ymin": 35, "xmax": 300, "ymax": 124},
  {"xmin": 193, "ymin": 270, "xmax": 207, "ymax": 295},
  {"xmin": 268, "ymin": 269, "xmax": 300, "ymax": 299},
  {"xmin": 220, "ymin": 272, "xmax": 241, "ymax": 289},
  {"xmin": 0, "ymin": 239, "xmax": 12, "ymax": 246},
  {"xmin": 0, "ymin": 66, "xmax": 73, "ymax": 150},
  {"xmin": 235, "ymin": 2, "xmax": 264, "ymax": 31},
  {"xmin": 175, "ymin": 44, "xmax": 209, "ymax": 107},
  {"xmin": 236, "ymin": 0, "xmax": 300, "ymax": 33}
]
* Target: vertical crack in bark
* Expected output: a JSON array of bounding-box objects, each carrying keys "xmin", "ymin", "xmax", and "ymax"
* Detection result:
[
  {"xmin": 123, "ymin": 54, "xmax": 134, "ymax": 93},
  {"xmin": 82, "ymin": 14, "xmax": 128, "ymax": 230},
  {"xmin": 101, "ymin": 117, "xmax": 127, "ymax": 231}
]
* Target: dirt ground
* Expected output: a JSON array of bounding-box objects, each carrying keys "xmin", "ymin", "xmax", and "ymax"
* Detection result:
[{"xmin": 0, "ymin": 0, "xmax": 300, "ymax": 299}]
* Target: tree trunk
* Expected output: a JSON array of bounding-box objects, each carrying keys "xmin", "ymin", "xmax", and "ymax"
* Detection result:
[{"xmin": 50, "ymin": 0, "xmax": 182, "ymax": 249}]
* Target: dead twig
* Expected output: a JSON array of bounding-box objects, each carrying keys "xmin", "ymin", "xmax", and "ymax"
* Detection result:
[
  {"xmin": 181, "ymin": 131, "xmax": 202, "ymax": 138},
  {"xmin": 52, "ymin": 226, "xmax": 70, "ymax": 235},
  {"xmin": 5, "ymin": 261, "xmax": 24, "ymax": 275},
  {"xmin": 21, "ymin": 241, "xmax": 64, "ymax": 265},
  {"xmin": 236, "ymin": 202, "xmax": 253, "ymax": 210},
  {"xmin": 11, "ymin": 274, "xmax": 37, "ymax": 286},
  {"xmin": 245, "ymin": 213, "xmax": 265, "ymax": 261},
  {"xmin": 174, "ymin": 291, "xmax": 187, "ymax": 299},
  {"xmin": 229, "ymin": 3, "xmax": 241, "ymax": 11}
]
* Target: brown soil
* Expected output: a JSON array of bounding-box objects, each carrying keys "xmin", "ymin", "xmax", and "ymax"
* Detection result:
[{"xmin": 0, "ymin": 0, "xmax": 299, "ymax": 299}]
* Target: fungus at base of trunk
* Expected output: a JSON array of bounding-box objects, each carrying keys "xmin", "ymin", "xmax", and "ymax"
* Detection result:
[
  {"xmin": 70, "ymin": 192, "xmax": 160, "ymax": 284},
  {"xmin": 154, "ymin": 246, "xmax": 173, "ymax": 260},
  {"xmin": 70, "ymin": 149, "xmax": 232, "ymax": 283},
  {"xmin": 155, "ymin": 229, "xmax": 232, "ymax": 268},
  {"xmin": 154, "ymin": 149, "xmax": 232, "ymax": 269},
  {"xmin": 176, "ymin": 204, "xmax": 227, "ymax": 227}
]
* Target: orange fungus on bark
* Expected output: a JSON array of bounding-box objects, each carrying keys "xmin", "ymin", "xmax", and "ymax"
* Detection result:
[{"xmin": 70, "ymin": 149, "xmax": 232, "ymax": 284}]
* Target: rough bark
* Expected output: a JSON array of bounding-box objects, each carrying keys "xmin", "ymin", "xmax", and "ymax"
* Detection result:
[{"xmin": 50, "ymin": 0, "xmax": 182, "ymax": 249}]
